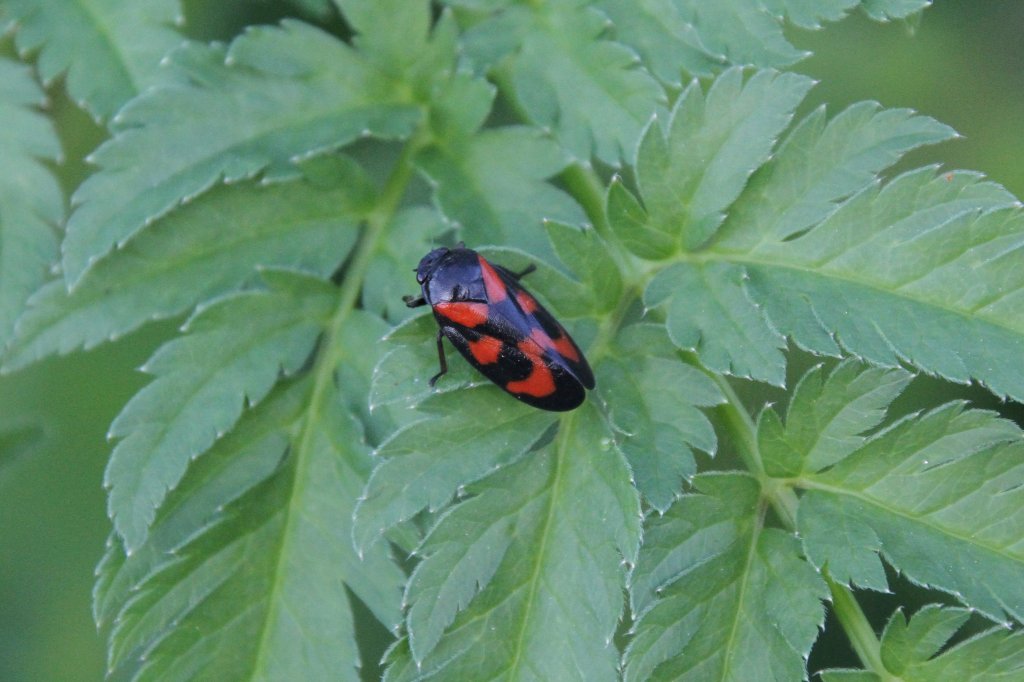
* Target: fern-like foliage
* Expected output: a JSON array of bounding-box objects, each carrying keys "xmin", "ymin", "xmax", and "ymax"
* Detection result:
[
  {"xmin": 820, "ymin": 605, "xmax": 1024, "ymax": 680},
  {"xmin": 2, "ymin": 0, "xmax": 1023, "ymax": 679},
  {"xmin": 1, "ymin": 0, "xmax": 182, "ymax": 122},
  {"xmin": 0, "ymin": 59, "xmax": 61, "ymax": 347}
]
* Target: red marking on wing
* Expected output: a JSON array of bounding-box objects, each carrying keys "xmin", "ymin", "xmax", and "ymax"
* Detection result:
[
  {"xmin": 525, "ymin": 327, "xmax": 580, "ymax": 363},
  {"xmin": 435, "ymin": 301, "xmax": 489, "ymax": 328},
  {"xmin": 516, "ymin": 290, "xmax": 538, "ymax": 314},
  {"xmin": 506, "ymin": 362, "xmax": 556, "ymax": 398},
  {"xmin": 478, "ymin": 255, "xmax": 507, "ymax": 302},
  {"xmin": 520, "ymin": 333, "xmax": 547, "ymax": 359},
  {"xmin": 550, "ymin": 335, "xmax": 580, "ymax": 363},
  {"xmin": 468, "ymin": 336, "xmax": 503, "ymax": 365}
]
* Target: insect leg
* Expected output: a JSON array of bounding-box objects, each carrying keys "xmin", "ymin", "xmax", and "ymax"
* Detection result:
[
  {"xmin": 429, "ymin": 329, "xmax": 448, "ymax": 386},
  {"xmin": 403, "ymin": 295, "xmax": 427, "ymax": 308}
]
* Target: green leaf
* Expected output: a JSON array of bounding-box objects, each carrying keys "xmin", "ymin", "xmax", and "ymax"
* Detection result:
[
  {"xmin": 626, "ymin": 473, "xmax": 827, "ymax": 681},
  {"xmin": 106, "ymin": 271, "xmax": 337, "ymax": 552},
  {"xmin": 595, "ymin": 0, "xmax": 723, "ymax": 84},
  {"xmin": 636, "ymin": 69, "xmax": 1020, "ymax": 398},
  {"xmin": 645, "ymin": 261, "xmax": 787, "ymax": 385},
  {"xmin": 3, "ymin": 0, "xmax": 182, "ymax": 121},
  {"xmin": 335, "ymin": 0, "xmax": 431, "ymax": 71},
  {"xmin": 604, "ymin": 323, "xmax": 723, "ymax": 511},
  {"xmin": 362, "ymin": 207, "xmax": 449, "ymax": 322},
  {"xmin": 879, "ymin": 605, "xmax": 971, "ymax": 674},
  {"xmin": 462, "ymin": 0, "xmax": 663, "ymax": 165},
  {"xmin": 105, "ymin": 383, "xmax": 403, "ymax": 680},
  {"xmin": 820, "ymin": 605, "xmax": 1024, "ymax": 680},
  {"xmin": 368, "ymin": 314, "xmax": 485, "ymax": 409},
  {"xmin": 635, "ymin": 67, "xmax": 814, "ymax": 251},
  {"xmin": 0, "ymin": 59, "xmax": 61, "ymax": 349},
  {"xmin": 607, "ymin": 176, "xmax": 676, "ymax": 260},
  {"xmin": 386, "ymin": 404, "xmax": 640, "ymax": 680},
  {"xmin": 891, "ymin": 620, "xmax": 1024, "ymax": 679},
  {"xmin": 798, "ymin": 402, "xmax": 1024, "ymax": 622},
  {"xmin": 418, "ymin": 125, "xmax": 586, "ymax": 257},
  {"xmin": 101, "ymin": 310, "xmax": 405, "ymax": 679},
  {"xmin": 353, "ymin": 388, "xmax": 558, "ymax": 552},
  {"xmin": 415, "ymin": 72, "xmax": 586, "ymax": 258},
  {"xmin": 544, "ymin": 221, "xmax": 622, "ymax": 315},
  {"xmin": 401, "ymin": 452, "xmax": 531, "ymax": 663},
  {"xmin": 62, "ymin": 20, "xmax": 421, "ymax": 286},
  {"xmin": 712, "ymin": 102, "xmax": 959, "ymax": 251},
  {"xmin": 671, "ymin": 0, "xmax": 928, "ymax": 70},
  {"xmin": 758, "ymin": 360, "xmax": 912, "ymax": 477},
  {"xmin": 741, "ymin": 168, "xmax": 1024, "ymax": 401},
  {"xmin": 760, "ymin": 0, "xmax": 858, "ymax": 29},
  {"xmin": 5, "ymin": 160, "xmax": 370, "ymax": 371},
  {"xmin": 94, "ymin": 379, "xmax": 308, "ymax": 632},
  {"xmin": 671, "ymin": 0, "xmax": 806, "ymax": 68}
]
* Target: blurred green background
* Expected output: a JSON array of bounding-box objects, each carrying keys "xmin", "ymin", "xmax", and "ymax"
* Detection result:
[{"xmin": 1, "ymin": 1, "xmax": 1022, "ymax": 680}]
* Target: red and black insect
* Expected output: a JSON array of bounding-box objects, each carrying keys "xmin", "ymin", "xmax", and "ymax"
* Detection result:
[{"xmin": 403, "ymin": 245, "xmax": 595, "ymax": 411}]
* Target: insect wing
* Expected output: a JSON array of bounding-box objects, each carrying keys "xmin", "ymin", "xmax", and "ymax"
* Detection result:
[
  {"xmin": 441, "ymin": 323, "xmax": 586, "ymax": 412},
  {"xmin": 491, "ymin": 262, "xmax": 595, "ymax": 389},
  {"xmin": 419, "ymin": 247, "xmax": 594, "ymax": 412}
]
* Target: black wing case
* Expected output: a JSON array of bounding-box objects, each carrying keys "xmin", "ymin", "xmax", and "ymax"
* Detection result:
[
  {"xmin": 493, "ymin": 264, "xmax": 595, "ymax": 390},
  {"xmin": 440, "ymin": 320, "xmax": 587, "ymax": 412}
]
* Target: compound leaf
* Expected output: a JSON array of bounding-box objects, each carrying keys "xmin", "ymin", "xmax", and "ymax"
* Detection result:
[
  {"xmin": 353, "ymin": 388, "xmax": 557, "ymax": 552},
  {"xmin": 0, "ymin": 59, "xmax": 61, "ymax": 349},
  {"xmin": 671, "ymin": 0, "xmax": 929, "ymax": 70},
  {"xmin": 603, "ymin": 323, "xmax": 723, "ymax": 511},
  {"xmin": 101, "ymin": 310, "xmax": 405, "ymax": 680},
  {"xmin": 462, "ymin": 0, "xmax": 663, "ymax": 165},
  {"xmin": 5, "ymin": 160, "xmax": 370, "ymax": 371},
  {"xmin": 820, "ymin": 605, "xmax": 1024, "ymax": 680},
  {"xmin": 645, "ymin": 261, "xmax": 787, "ymax": 385},
  {"xmin": 106, "ymin": 271, "xmax": 336, "ymax": 552},
  {"xmin": 626, "ymin": 473, "xmax": 827, "ymax": 681},
  {"xmin": 62, "ymin": 20, "xmax": 421, "ymax": 285},
  {"xmin": 631, "ymin": 68, "xmax": 1021, "ymax": 399},
  {"xmin": 595, "ymin": 0, "xmax": 723, "ymax": 85},
  {"xmin": 798, "ymin": 394, "xmax": 1024, "ymax": 622},
  {"xmin": 2, "ymin": 0, "xmax": 182, "ymax": 121},
  {"xmin": 758, "ymin": 359, "xmax": 912, "ymax": 477},
  {"xmin": 386, "ymin": 403, "xmax": 640, "ymax": 680},
  {"xmin": 743, "ymin": 169, "xmax": 1024, "ymax": 401},
  {"xmin": 636, "ymin": 67, "xmax": 813, "ymax": 251}
]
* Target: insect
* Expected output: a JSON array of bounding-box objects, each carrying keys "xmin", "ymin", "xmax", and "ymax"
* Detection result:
[{"xmin": 403, "ymin": 245, "xmax": 595, "ymax": 411}]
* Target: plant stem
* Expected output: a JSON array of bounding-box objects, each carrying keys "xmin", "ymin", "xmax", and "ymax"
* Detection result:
[
  {"xmin": 703, "ymin": 367, "xmax": 800, "ymax": 530},
  {"xmin": 318, "ymin": 138, "xmax": 420, "ymax": 375},
  {"xmin": 253, "ymin": 134, "xmax": 421, "ymax": 675},
  {"xmin": 706, "ymin": 368, "xmax": 762, "ymax": 475},
  {"xmin": 826, "ymin": 573, "xmax": 894, "ymax": 680}
]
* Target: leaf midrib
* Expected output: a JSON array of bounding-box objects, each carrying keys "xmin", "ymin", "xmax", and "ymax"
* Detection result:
[
  {"xmin": 42, "ymin": 212, "xmax": 351, "ymax": 327},
  {"xmin": 800, "ymin": 478, "xmax": 1024, "ymax": 566},
  {"xmin": 701, "ymin": 247, "xmax": 1024, "ymax": 338},
  {"xmin": 248, "ymin": 128, "xmax": 423, "ymax": 679},
  {"xmin": 66, "ymin": 0, "xmax": 137, "ymax": 113},
  {"xmin": 717, "ymin": 501, "xmax": 767, "ymax": 681},
  {"xmin": 505, "ymin": 414, "xmax": 572, "ymax": 680}
]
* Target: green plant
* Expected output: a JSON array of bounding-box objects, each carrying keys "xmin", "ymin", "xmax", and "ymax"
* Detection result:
[{"xmin": 1, "ymin": 0, "xmax": 1022, "ymax": 679}]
